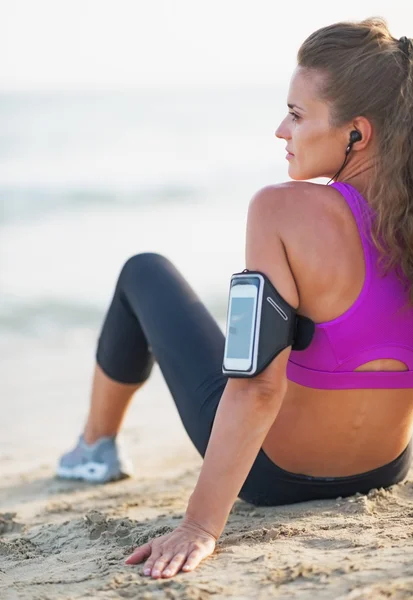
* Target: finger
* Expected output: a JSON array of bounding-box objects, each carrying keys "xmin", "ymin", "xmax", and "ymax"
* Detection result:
[
  {"xmin": 182, "ymin": 549, "xmax": 205, "ymax": 573},
  {"xmin": 125, "ymin": 543, "xmax": 152, "ymax": 565},
  {"xmin": 149, "ymin": 553, "xmax": 174, "ymax": 579},
  {"xmin": 142, "ymin": 549, "xmax": 163, "ymax": 576},
  {"xmin": 161, "ymin": 553, "xmax": 188, "ymax": 578}
]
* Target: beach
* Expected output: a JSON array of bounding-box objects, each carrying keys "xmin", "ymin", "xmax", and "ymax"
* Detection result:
[
  {"xmin": 1, "ymin": 333, "xmax": 413, "ymax": 600},
  {"xmin": 1, "ymin": 85, "xmax": 413, "ymax": 600}
]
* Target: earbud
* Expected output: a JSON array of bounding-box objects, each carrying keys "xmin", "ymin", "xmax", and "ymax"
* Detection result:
[
  {"xmin": 346, "ymin": 130, "xmax": 362, "ymax": 154},
  {"xmin": 327, "ymin": 130, "xmax": 362, "ymax": 185},
  {"xmin": 350, "ymin": 130, "xmax": 362, "ymax": 144}
]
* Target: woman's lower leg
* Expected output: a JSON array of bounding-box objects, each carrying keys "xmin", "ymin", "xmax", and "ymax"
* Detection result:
[
  {"xmin": 84, "ymin": 253, "xmax": 225, "ymax": 455},
  {"xmin": 83, "ymin": 363, "xmax": 144, "ymax": 444}
]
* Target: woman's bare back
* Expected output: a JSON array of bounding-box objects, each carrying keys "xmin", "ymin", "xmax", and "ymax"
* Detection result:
[{"xmin": 261, "ymin": 182, "xmax": 413, "ymax": 476}]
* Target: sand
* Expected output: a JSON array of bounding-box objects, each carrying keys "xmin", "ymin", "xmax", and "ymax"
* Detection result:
[{"xmin": 1, "ymin": 333, "xmax": 413, "ymax": 600}]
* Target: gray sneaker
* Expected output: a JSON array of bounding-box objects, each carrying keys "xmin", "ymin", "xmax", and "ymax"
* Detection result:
[{"xmin": 56, "ymin": 435, "xmax": 134, "ymax": 483}]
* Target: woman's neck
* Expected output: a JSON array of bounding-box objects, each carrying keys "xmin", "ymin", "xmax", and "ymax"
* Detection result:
[{"xmin": 337, "ymin": 159, "xmax": 375, "ymax": 200}]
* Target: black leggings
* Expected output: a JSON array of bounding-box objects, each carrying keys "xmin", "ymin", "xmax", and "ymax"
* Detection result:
[{"xmin": 96, "ymin": 253, "xmax": 412, "ymax": 506}]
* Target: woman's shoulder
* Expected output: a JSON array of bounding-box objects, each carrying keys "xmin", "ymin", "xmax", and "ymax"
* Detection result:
[
  {"xmin": 249, "ymin": 181, "xmax": 363, "ymax": 320},
  {"xmin": 250, "ymin": 181, "xmax": 345, "ymax": 238},
  {"xmin": 250, "ymin": 181, "xmax": 343, "ymax": 213}
]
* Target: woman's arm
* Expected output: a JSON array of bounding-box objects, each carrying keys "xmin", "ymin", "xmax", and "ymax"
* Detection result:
[
  {"xmin": 184, "ymin": 185, "xmax": 300, "ymax": 537},
  {"xmin": 184, "ymin": 350, "xmax": 290, "ymax": 539},
  {"xmin": 126, "ymin": 186, "xmax": 300, "ymax": 577}
]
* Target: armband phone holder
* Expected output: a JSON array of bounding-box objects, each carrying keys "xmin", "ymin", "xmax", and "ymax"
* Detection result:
[{"xmin": 222, "ymin": 269, "xmax": 314, "ymax": 378}]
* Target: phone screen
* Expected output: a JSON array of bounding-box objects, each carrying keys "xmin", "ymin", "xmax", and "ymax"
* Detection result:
[
  {"xmin": 226, "ymin": 297, "xmax": 255, "ymax": 359},
  {"xmin": 223, "ymin": 280, "xmax": 259, "ymax": 371}
]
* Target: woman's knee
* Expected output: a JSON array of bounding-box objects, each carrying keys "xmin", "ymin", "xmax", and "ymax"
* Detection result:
[{"xmin": 118, "ymin": 252, "xmax": 172, "ymax": 286}]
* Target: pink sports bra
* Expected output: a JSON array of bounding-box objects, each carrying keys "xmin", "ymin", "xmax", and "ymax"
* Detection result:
[{"xmin": 287, "ymin": 182, "xmax": 413, "ymax": 390}]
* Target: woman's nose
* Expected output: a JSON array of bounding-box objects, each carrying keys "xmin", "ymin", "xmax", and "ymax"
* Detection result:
[{"xmin": 275, "ymin": 120, "xmax": 289, "ymax": 140}]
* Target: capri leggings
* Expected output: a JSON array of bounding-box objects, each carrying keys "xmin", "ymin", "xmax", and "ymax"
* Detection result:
[{"xmin": 96, "ymin": 253, "xmax": 412, "ymax": 506}]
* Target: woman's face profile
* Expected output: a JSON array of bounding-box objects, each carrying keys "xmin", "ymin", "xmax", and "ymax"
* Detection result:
[{"xmin": 275, "ymin": 66, "xmax": 347, "ymax": 181}]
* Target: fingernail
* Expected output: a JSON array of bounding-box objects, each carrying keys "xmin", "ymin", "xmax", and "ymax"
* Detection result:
[
  {"xmin": 164, "ymin": 569, "xmax": 171, "ymax": 576},
  {"xmin": 152, "ymin": 570, "xmax": 160, "ymax": 577},
  {"xmin": 143, "ymin": 568, "xmax": 151, "ymax": 576}
]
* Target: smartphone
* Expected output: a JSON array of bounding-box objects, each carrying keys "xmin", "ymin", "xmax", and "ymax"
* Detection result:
[{"xmin": 223, "ymin": 275, "xmax": 263, "ymax": 374}]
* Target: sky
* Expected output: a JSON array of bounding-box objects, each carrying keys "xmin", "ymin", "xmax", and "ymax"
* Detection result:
[{"xmin": 1, "ymin": 0, "xmax": 412, "ymax": 90}]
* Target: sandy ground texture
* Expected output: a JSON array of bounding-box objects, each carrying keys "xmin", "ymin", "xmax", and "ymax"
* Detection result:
[{"xmin": 1, "ymin": 334, "xmax": 413, "ymax": 600}]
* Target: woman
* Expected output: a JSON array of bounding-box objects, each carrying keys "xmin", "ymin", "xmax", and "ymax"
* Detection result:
[{"xmin": 57, "ymin": 18, "xmax": 413, "ymax": 579}]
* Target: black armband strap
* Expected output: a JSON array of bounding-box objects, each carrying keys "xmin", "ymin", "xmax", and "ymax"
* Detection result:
[{"xmin": 222, "ymin": 269, "xmax": 315, "ymax": 378}]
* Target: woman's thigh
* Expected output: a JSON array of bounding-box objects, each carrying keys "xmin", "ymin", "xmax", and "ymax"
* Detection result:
[{"xmin": 97, "ymin": 252, "xmax": 228, "ymax": 456}]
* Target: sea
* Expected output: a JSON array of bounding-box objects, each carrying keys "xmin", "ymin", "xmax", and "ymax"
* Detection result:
[{"xmin": 0, "ymin": 85, "xmax": 290, "ymax": 349}]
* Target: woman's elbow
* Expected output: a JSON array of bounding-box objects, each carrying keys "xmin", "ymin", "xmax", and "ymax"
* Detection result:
[{"xmin": 226, "ymin": 374, "xmax": 288, "ymax": 407}]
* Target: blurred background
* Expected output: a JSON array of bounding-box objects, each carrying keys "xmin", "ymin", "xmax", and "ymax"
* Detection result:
[{"xmin": 0, "ymin": 0, "xmax": 410, "ymax": 472}]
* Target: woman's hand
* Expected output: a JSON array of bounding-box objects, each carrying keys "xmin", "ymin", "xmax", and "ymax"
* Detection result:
[{"xmin": 125, "ymin": 520, "xmax": 216, "ymax": 579}]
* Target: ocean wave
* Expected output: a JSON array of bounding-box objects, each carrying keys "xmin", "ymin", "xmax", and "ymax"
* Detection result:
[
  {"xmin": 0, "ymin": 295, "xmax": 227, "ymax": 336},
  {"xmin": 0, "ymin": 184, "xmax": 204, "ymax": 224},
  {"xmin": 0, "ymin": 299, "xmax": 104, "ymax": 335}
]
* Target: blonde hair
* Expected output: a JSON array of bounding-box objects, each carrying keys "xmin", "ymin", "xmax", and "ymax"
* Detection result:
[{"xmin": 297, "ymin": 18, "xmax": 413, "ymax": 304}]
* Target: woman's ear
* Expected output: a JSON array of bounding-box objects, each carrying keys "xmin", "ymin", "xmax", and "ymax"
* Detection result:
[{"xmin": 351, "ymin": 116, "xmax": 373, "ymax": 150}]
